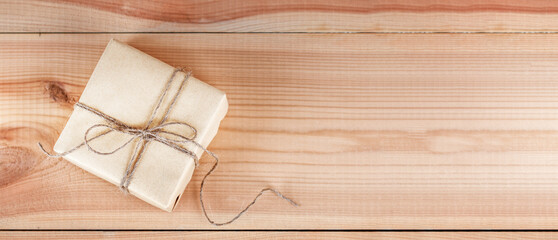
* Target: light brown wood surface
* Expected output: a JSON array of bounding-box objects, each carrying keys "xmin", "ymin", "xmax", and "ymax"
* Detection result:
[
  {"xmin": 5, "ymin": 0, "xmax": 558, "ymax": 33},
  {"xmin": 3, "ymin": 0, "xmax": 558, "ymax": 239},
  {"xmin": 2, "ymin": 231, "xmax": 558, "ymax": 240},
  {"xmin": 3, "ymin": 34, "xmax": 558, "ymax": 232}
]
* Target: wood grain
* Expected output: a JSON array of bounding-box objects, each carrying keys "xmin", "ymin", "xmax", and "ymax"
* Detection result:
[
  {"xmin": 3, "ymin": 34, "xmax": 558, "ymax": 229},
  {"xmin": 5, "ymin": 0, "xmax": 558, "ymax": 33},
  {"xmin": 2, "ymin": 231, "xmax": 557, "ymax": 240}
]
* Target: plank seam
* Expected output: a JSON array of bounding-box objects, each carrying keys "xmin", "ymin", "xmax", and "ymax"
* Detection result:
[
  {"xmin": 4, "ymin": 31, "xmax": 558, "ymax": 34},
  {"xmin": 3, "ymin": 230, "xmax": 558, "ymax": 232}
]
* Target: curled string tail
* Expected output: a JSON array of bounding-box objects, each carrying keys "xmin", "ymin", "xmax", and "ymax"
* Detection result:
[
  {"xmin": 199, "ymin": 149, "xmax": 299, "ymax": 226},
  {"xmin": 37, "ymin": 142, "xmax": 81, "ymax": 157},
  {"xmin": 37, "ymin": 128, "xmax": 115, "ymax": 158}
]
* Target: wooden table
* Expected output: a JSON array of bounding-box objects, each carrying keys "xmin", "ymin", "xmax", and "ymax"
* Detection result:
[{"xmin": 2, "ymin": 1, "xmax": 558, "ymax": 239}]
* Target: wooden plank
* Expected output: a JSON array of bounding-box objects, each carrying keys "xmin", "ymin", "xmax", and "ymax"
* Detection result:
[
  {"xmin": 1, "ymin": 231, "xmax": 557, "ymax": 240},
  {"xmin": 4, "ymin": 0, "xmax": 558, "ymax": 33},
  {"xmin": 3, "ymin": 34, "xmax": 558, "ymax": 229}
]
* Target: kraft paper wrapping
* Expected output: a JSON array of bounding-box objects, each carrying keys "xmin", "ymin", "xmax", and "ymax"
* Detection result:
[{"xmin": 53, "ymin": 39, "xmax": 228, "ymax": 211}]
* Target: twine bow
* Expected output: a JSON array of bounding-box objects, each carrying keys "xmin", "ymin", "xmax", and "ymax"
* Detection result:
[{"xmin": 39, "ymin": 68, "xmax": 297, "ymax": 226}]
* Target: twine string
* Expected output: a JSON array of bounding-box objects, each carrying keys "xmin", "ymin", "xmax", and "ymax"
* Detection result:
[{"xmin": 37, "ymin": 68, "xmax": 297, "ymax": 226}]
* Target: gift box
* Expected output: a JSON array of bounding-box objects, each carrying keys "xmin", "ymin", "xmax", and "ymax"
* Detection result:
[{"xmin": 52, "ymin": 39, "xmax": 228, "ymax": 211}]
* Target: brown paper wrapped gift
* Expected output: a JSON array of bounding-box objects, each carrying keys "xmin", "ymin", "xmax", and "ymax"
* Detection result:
[{"xmin": 52, "ymin": 39, "xmax": 228, "ymax": 211}]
